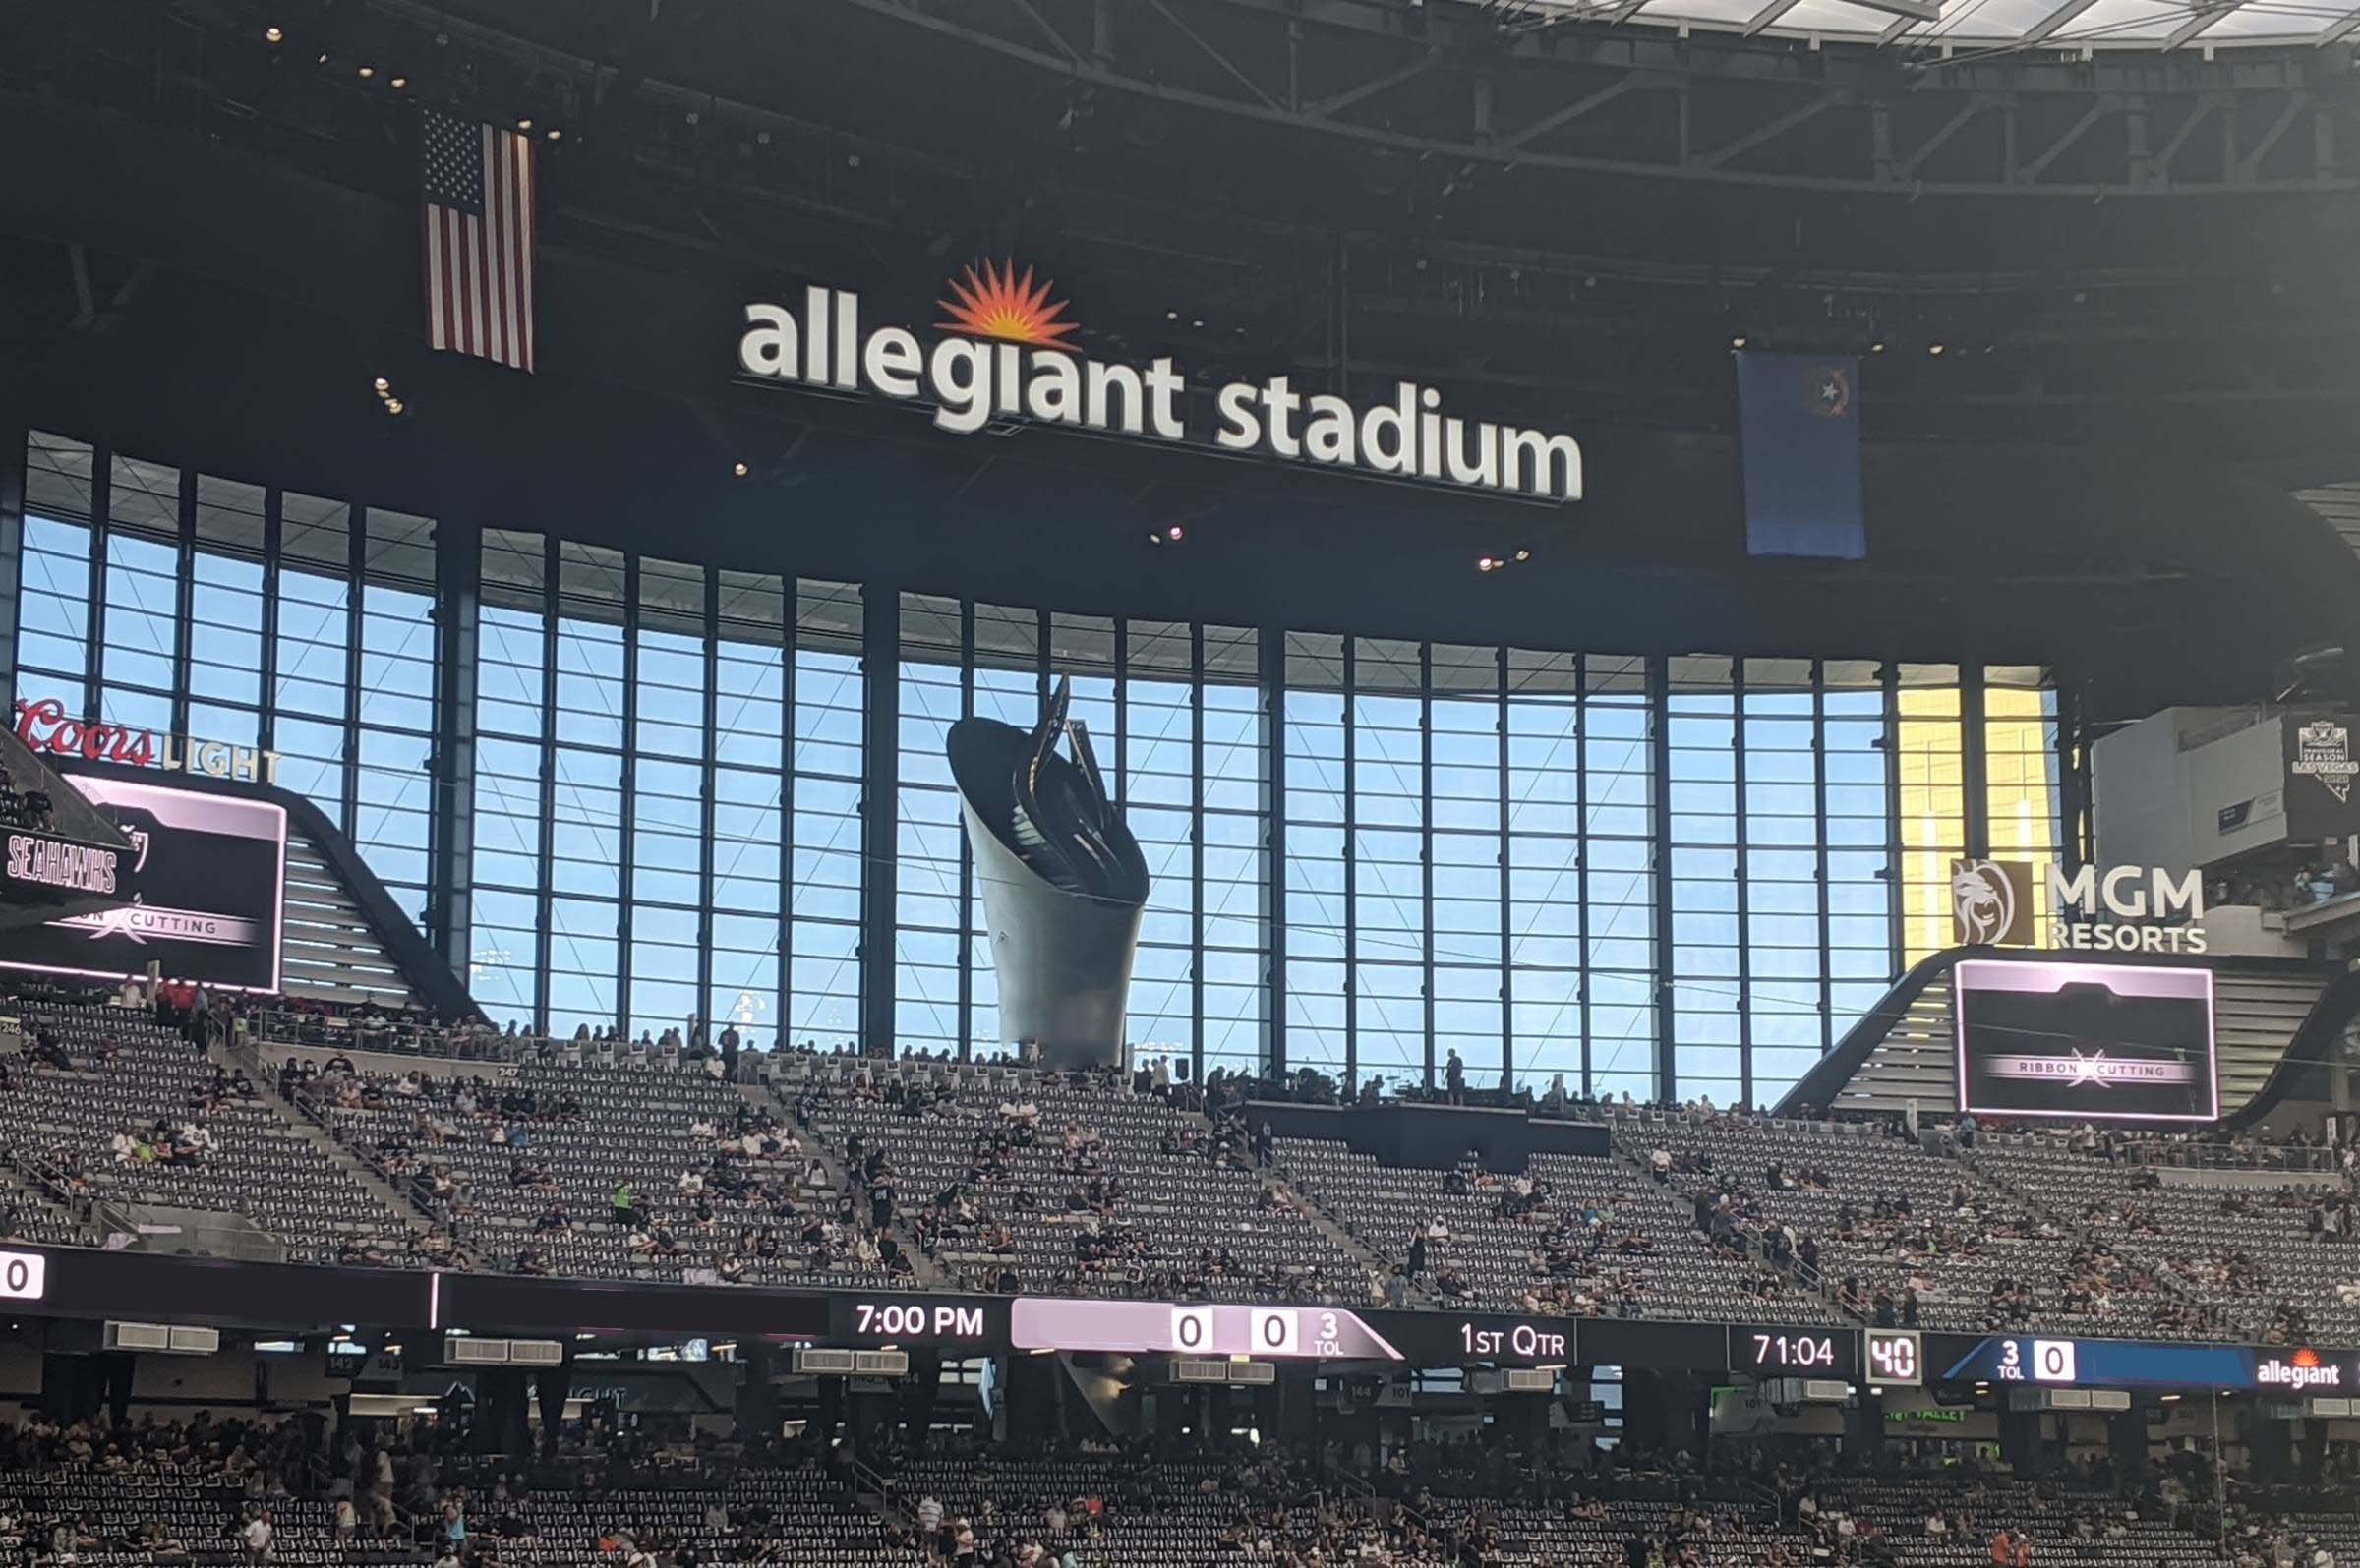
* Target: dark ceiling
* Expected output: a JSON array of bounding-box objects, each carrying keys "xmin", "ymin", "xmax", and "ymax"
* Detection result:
[{"xmin": 0, "ymin": 0, "xmax": 2356, "ymax": 723}]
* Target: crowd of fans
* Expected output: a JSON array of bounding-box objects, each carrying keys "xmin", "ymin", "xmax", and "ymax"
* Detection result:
[
  {"xmin": 0, "ymin": 760, "xmax": 57, "ymax": 833},
  {"xmin": 3, "ymin": 1390, "xmax": 2358, "ymax": 1568},
  {"xmin": 2, "ymin": 972, "xmax": 2357, "ymax": 1340}
]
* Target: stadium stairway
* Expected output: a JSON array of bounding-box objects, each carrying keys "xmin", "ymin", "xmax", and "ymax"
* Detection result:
[
  {"xmin": 1957, "ymin": 1141, "xmax": 2228, "ymax": 1325},
  {"xmin": 735, "ymin": 1074, "xmax": 952, "ymax": 1291},
  {"xmin": 206, "ymin": 1028, "xmax": 472, "ymax": 1265},
  {"xmin": 276, "ymin": 821, "xmax": 420, "ymax": 1009},
  {"xmin": 1269, "ymin": 1158, "xmax": 1429, "ymax": 1307},
  {"xmin": 1600, "ymin": 1119, "xmax": 1859, "ymax": 1322},
  {"xmin": 1222, "ymin": 1105, "xmax": 1432, "ymax": 1307},
  {"xmin": 0, "ymin": 1149, "xmax": 95, "ymax": 1248}
]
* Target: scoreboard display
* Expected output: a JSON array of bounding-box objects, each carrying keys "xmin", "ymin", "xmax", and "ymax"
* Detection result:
[
  {"xmin": 1865, "ymin": 1329, "xmax": 1923, "ymax": 1388},
  {"xmin": 0, "ymin": 773, "xmax": 287, "ymax": 993},
  {"xmin": 1727, "ymin": 1325, "xmax": 1858, "ymax": 1380},
  {"xmin": 1953, "ymin": 959, "xmax": 2217, "ymax": 1123},
  {"xmin": 1003, "ymin": 1299, "xmax": 1580, "ymax": 1365},
  {"xmin": 1, "ymin": 1244, "xmax": 2351, "ymax": 1396},
  {"xmin": 1933, "ymin": 1334, "xmax": 2274, "ymax": 1391}
]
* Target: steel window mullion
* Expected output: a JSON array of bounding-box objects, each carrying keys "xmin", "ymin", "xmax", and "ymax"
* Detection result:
[
  {"xmin": 1190, "ymin": 622, "xmax": 1207, "ymax": 1077},
  {"xmin": 1420, "ymin": 643, "xmax": 1437, "ymax": 1095},
  {"xmin": 342, "ymin": 507, "xmax": 365, "ymax": 842},
  {"xmin": 1342, "ymin": 638, "xmax": 1358, "ymax": 1092},
  {"xmin": 1036, "ymin": 608, "xmax": 1051, "ymax": 707},
  {"xmin": 698, "ymin": 566, "xmax": 721, "ymax": 1025},
  {"xmin": 1574, "ymin": 654, "xmax": 1592, "ymax": 1096},
  {"xmin": 857, "ymin": 586, "xmax": 900, "ymax": 1059},
  {"xmin": 1881, "ymin": 663, "xmax": 1905, "ymax": 976},
  {"xmin": 1962, "ymin": 663, "xmax": 1990, "ymax": 860},
  {"xmin": 617, "ymin": 554, "xmax": 640, "ymax": 1033},
  {"xmin": 532, "ymin": 536, "xmax": 559, "ymax": 1032},
  {"xmin": 959, "ymin": 601, "xmax": 976, "ymax": 1061},
  {"xmin": 1647, "ymin": 655, "xmax": 1675, "ymax": 1103},
  {"xmin": 1732, "ymin": 663, "xmax": 1752, "ymax": 1110},
  {"xmin": 427, "ymin": 520, "xmax": 480, "ymax": 976},
  {"xmin": 83, "ymin": 442, "xmax": 106, "ymax": 720},
  {"xmin": 169, "ymin": 468, "xmax": 196, "ymax": 740},
  {"xmin": 2057, "ymin": 674, "xmax": 2088, "ymax": 872},
  {"xmin": 1497, "ymin": 647, "xmax": 1512, "ymax": 1093},
  {"xmin": 777, "ymin": 582, "xmax": 796, "ymax": 1051},
  {"xmin": 1113, "ymin": 619, "xmax": 1128, "ymax": 813},
  {"xmin": 257, "ymin": 492, "xmax": 281, "ymax": 754},
  {"xmin": 1812, "ymin": 662, "xmax": 1834, "ymax": 1057},
  {"xmin": 1258, "ymin": 628, "xmax": 1284, "ymax": 1083},
  {"xmin": 0, "ymin": 415, "xmax": 27, "ymax": 716}
]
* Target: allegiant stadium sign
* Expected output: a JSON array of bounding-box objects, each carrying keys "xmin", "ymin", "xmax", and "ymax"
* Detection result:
[{"xmin": 737, "ymin": 261, "xmax": 1583, "ymax": 504}]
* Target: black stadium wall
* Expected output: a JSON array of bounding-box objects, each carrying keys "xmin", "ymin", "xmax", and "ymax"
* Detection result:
[
  {"xmin": 1245, "ymin": 1100, "xmax": 1614, "ymax": 1171},
  {"xmin": 0, "ymin": 83, "xmax": 2355, "ymax": 724}
]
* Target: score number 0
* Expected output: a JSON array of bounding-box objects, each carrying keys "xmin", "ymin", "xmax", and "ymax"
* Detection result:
[
  {"xmin": 0, "ymin": 1250, "xmax": 45, "ymax": 1303},
  {"xmin": 1994, "ymin": 1338, "xmax": 2078, "ymax": 1385},
  {"xmin": 1167, "ymin": 1307, "xmax": 1335, "ymax": 1359}
]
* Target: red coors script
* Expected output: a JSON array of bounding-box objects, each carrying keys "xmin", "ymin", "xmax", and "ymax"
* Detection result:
[{"xmin": 14, "ymin": 699, "xmax": 158, "ymax": 766}]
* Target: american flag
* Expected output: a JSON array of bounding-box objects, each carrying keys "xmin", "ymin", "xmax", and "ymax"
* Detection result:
[{"xmin": 419, "ymin": 107, "xmax": 536, "ymax": 372}]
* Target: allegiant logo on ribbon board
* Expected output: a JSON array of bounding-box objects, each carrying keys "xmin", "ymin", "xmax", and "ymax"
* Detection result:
[
  {"xmin": 2256, "ymin": 1347, "xmax": 2342, "ymax": 1392},
  {"xmin": 738, "ymin": 261, "xmax": 1584, "ymax": 504}
]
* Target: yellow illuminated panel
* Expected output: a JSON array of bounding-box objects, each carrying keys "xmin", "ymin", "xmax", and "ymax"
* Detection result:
[
  {"xmin": 1983, "ymin": 685, "xmax": 2058, "ymax": 947},
  {"xmin": 1897, "ymin": 681, "xmax": 1963, "ymax": 965}
]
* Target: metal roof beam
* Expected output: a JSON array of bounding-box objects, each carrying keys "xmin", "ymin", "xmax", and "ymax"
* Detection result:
[
  {"xmin": 1309, "ymin": 53, "xmax": 1443, "ymax": 118},
  {"xmin": 1698, "ymin": 89, "xmax": 1845, "ymax": 166},
  {"xmin": 2150, "ymin": 93, "xmax": 2220, "ymax": 177},
  {"xmin": 2164, "ymin": 0, "xmax": 2244, "ymax": 50},
  {"xmin": 2020, "ymin": 95, "xmax": 2117, "ymax": 179},
  {"xmin": 1895, "ymin": 92, "xmax": 1992, "ymax": 179},
  {"xmin": 1842, "ymin": 0, "xmax": 1944, "ymax": 22},
  {"xmin": 1744, "ymin": 0, "xmax": 1806, "ymax": 36},
  {"xmin": 1876, "ymin": 12, "xmax": 1927, "ymax": 45},
  {"xmin": 2019, "ymin": 0, "xmax": 2101, "ymax": 45},
  {"xmin": 1139, "ymin": 0, "xmax": 1280, "ymax": 107},
  {"xmin": 2234, "ymin": 90, "xmax": 2307, "ymax": 179},
  {"xmin": 1500, "ymin": 72, "xmax": 1645, "ymax": 146},
  {"xmin": 2321, "ymin": 6, "xmax": 2360, "ymax": 43}
]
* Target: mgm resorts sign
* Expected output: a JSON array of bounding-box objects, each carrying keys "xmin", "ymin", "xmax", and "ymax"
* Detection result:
[
  {"xmin": 738, "ymin": 260, "xmax": 1583, "ymax": 505},
  {"xmin": 1951, "ymin": 858, "xmax": 2209, "ymax": 955}
]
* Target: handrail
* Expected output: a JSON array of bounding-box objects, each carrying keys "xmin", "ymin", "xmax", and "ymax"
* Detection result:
[
  {"xmin": 846, "ymin": 1456, "xmax": 904, "ymax": 1525},
  {"xmin": 5, "ymin": 1144, "xmax": 110, "ymax": 1239},
  {"xmin": 1323, "ymin": 1458, "xmax": 1376, "ymax": 1501},
  {"xmin": 271, "ymin": 1070, "xmax": 454, "ymax": 1249},
  {"xmin": 1738, "ymin": 1474, "xmax": 1785, "ymax": 1523}
]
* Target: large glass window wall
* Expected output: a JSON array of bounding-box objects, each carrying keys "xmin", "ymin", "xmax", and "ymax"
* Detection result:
[{"xmin": 8, "ymin": 430, "xmax": 2065, "ymax": 1101}]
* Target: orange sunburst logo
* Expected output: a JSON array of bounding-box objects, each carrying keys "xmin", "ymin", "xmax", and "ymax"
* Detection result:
[
  {"xmin": 936, "ymin": 260, "xmax": 1077, "ymax": 346},
  {"xmin": 2294, "ymin": 1347, "xmax": 2323, "ymax": 1368}
]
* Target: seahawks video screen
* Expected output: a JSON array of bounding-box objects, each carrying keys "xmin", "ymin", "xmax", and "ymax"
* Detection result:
[
  {"xmin": 0, "ymin": 772, "xmax": 286, "ymax": 993},
  {"xmin": 1953, "ymin": 959, "xmax": 2216, "ymax": 1123}
]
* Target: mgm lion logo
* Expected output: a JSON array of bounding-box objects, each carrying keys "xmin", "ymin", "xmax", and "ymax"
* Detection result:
[{"xmin": 1950, "ymin": 858, "xmax": 2035, "ymax": 947}]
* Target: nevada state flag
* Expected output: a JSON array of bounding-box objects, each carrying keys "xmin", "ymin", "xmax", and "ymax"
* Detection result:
[{"xmin": 1737, "ymin": 351, "xmax": 1864, "ymax": 560}]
